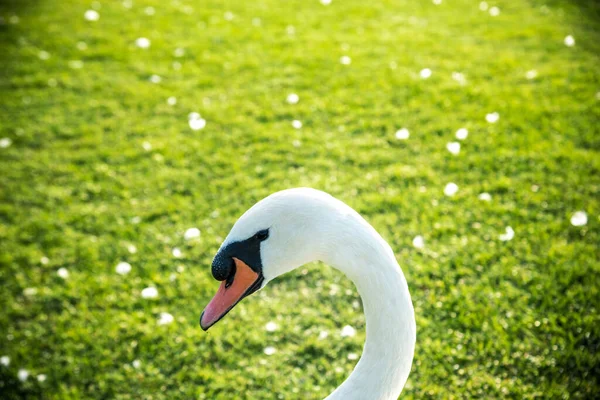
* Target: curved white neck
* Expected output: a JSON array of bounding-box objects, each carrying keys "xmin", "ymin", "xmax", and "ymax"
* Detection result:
[
  {"xmin": 318, "ymin": 209, "xmax": 416, "ymax": 400},
  {"xmin": 228, "ymin": 188, "xmax": 416, "ymax": 398}
]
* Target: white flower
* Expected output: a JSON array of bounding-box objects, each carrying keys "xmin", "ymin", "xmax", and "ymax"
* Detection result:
[
  {"xmin": 286, "ymin": 93, "xmax": 299, "ymax": 104},
  {"xmin": 167, "ymin": 97, "xmax": 177, "ymax": 106},
  {"xmin": 184, "ymin": 228, "xmax": 201, "ymax": 240},
  {"xmin": 263, "ymin": 346, "xmax": 276, "ymax": 355},
  {"xmin": 444, "ymin": 183, "xmax": 459, "ymax": 197},
  {"xmin": 395, "ymin": 128, "xmax": 409, "ymax": 140},
  {"xmin": 224, "ymin": 11, "xmax": 234, "ymax": 21},
  {"xmin": 329, "ymin": 284, "xmax": 339, "ymax": 296},
  {"xmin": 447, "ymin": 142, "xmax": 461, "ymax": 155},
  {"xmin": 455, "ymin": 128, "xmax": 468, "ymax": 140},
  {"xmin": 292, "ymin": 120, "xmax": 302, "ymax": 129},
  {"xmin": 348, "ymin": 353, "xmax": 359, "ymax": 360},
  {"xmin": 132, "ymin": 359, "xmax": 141, "ymax": 368},
  {"xmin": 40, "ymin": 256, "xmax": 49, "ymax": 265},
  {"xmin": 318, "ymin": 330, "xmax": 329, "ymax": 340},
  {"xmin": 127, "ymin": 244, "xmax": 137, "ymax": 253},
  {"xmin": 37, "ymin": 374, "xmax": 47, "ymax": 382},
  {"xmin": 141, "ymin": 287, "xmax": 158, "ymax": 299},
  {"xmin": 564, "ymin": 35, "xmax": 575, "ymax": 47},
  {"xmin": 452, "ymin": 72, "xmax": 466, "ymax": 84},
  {"xmin": 412, "ymin": 235, "xmax": 425, "ymax": 249},
  {"xmin": 340, "ymin": 325, "xmax": 356, "ymax": 338},
  {"xmin": 158, "ymin": 312, "xmax": 174, "ymax": 325},
  {"xmin": 420, "ymin": 68, "xmax": 432, "ymax": 79},
  {"xmin": 38, "ymin": 51, "xmax": 50, "ymax": 60},
  {"xmin": 499, "ymin": 226, "xmax": 515, "ymax": 241},
  {"xmin": 489, "ymin": 6, "xmax": 500, "ymax": 16},
  {"xmin": 57, "ymin": 268, "xmax": 69, "ymax": 279},
  {"xmin": 189, "ymin": 118, "xmax": 206, "ymax": 131},
  {"xmin": 172, "ymin": 248, "xmax": 183, "ymax": 258},
  {"xmin": 84, "ymin": 10, "xmax": 100, "ymax": 21},
  {"xmin": 478, "ymin": 192, "xmax": 492, "ymax": 201},
  {"xmin": 485, "ymin": 112, "xmax": 499, "ymax": 123},
  {"xmin": 142, "ymin": 141, "xmax": 152, "ymax": 151},
  {"xmin": 0, "ymin": 356, "xmax": 9, "ymax": 366},
  {"xmin": 479, "ymin": 1, "xmax": 489, "ymax": 11},
  {"xmin": 0, "ymin": 138, "xmax": 12, "ymax": 148},
  {"xmin": 18, "ymin": 369, "xmax": 29, "ymax": 382},
  {"xmin": 174, "ymin": 48, "xmax": 185, "ymax": 57},
  {"xmin": 116, "ymin": 262, "xmax": 132, "ymax": 275},
  {"xmin": 149, "ymin": 74, "xmax": 161, "ymax": 83},
  {"xmin": 69, "ymin": 60, "xmax": 84, "ymax": 69},
  {"xmin": 570, "ymin": 211, "xmax": 587, "ymax": 227},
  {"xmin": 340, "ymin": 55, "xmax": 351, "ymax": 65},
  {"xmin": 321, "ymin": 0, "xmax": 332, "ymax": 5},
  {"xmin": 189, "ymin": 113, "xmax": 206, "ymax": 131},
  {"xmin": 265, "ymin": 322, "xmax": 278, "ymax": 332},
  {"xmin": 525, "ymin": 70, "xmax": 538, "ymax": 80},
  {"xmin": 23, "ymin": 288, "xmax": 37, "ymax": 296},
  {"xmin": 135, "ymin": 37, "xmax": 151, "ymax": 49}
]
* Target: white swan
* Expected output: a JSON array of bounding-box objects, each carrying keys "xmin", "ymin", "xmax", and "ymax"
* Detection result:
[{"xmin": 200, "ymin": 188, "xmax": 416, "ymax": 399}]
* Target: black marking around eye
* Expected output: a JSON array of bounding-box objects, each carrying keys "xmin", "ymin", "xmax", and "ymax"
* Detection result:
[{"xmin": 210, "ymin": 229, "xmax": 269, "ymax": 281}]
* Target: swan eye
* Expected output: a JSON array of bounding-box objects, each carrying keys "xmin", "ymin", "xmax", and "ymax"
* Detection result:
[{"xmin": 254, "ymin": 229, "xmax": 269, "ymax": 241}]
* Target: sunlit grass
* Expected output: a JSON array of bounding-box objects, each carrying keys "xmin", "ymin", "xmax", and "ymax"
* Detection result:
[{"xmin": 0, "ymin": 0, "xmax": 599, "ymax": 398}]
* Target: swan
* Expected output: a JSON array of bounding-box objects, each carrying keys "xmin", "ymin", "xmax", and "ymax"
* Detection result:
[{"xmin": 200, "ymin": 188, "xmax": 416, "ymax": 399}]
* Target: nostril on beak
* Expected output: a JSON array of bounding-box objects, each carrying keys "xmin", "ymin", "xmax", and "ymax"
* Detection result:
[
  {"xmin": 212, "ymin": 256, "xmax": 235, "ymax": 281},
  {"xmin": 224, "ymin": 263, "xmax": 236, "ymax": 288}
]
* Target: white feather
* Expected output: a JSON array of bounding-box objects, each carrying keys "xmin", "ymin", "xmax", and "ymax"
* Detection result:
[{"xmin": 225, "ymin": 188, "xmax": 416, "ymax": 399}]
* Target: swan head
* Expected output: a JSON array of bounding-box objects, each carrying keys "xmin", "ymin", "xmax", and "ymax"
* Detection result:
[{"xmin": 200, "ymin": 188, "xmax": 336, "ymax": 330}]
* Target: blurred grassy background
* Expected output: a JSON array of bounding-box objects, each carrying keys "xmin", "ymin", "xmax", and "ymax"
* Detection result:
[{"xmin": 0, "ymin": 0, "xmax": 599, "ymax": 398}]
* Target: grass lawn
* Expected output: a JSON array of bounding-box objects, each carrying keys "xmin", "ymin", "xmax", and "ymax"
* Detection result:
[{"xmin": 1, "ymin": 0, "xmax": 599, "ymax": 398}]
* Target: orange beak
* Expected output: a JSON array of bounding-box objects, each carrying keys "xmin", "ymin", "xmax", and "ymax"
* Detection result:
[{"xmin": 200, "ymin": 257, "xmax": 262, "ymax": 330}]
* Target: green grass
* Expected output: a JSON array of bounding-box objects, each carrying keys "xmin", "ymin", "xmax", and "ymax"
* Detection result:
[{"xmin": 1, "ymin": 0, "xmax": 599, "ymax": 398}]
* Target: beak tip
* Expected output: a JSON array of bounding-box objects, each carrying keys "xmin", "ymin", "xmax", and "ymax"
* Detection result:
[
  {"xmin": 200, "ymin": 258, "xmax": 261, "ymax": 332},
  {"xmin": 199, "ymin": 311, "xmax": 210, "ymax": 331}
]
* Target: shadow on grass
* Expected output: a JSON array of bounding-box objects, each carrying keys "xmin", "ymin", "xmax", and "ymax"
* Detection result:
[
  {"xmin": 0, "ymin": 0, "xmax": 40, "ymax": 13},
  {"xmin": 569, "ymin": 0, "xmax": 600, "ymax": 16},
  {"xmin": 543, "ymin": 0, "xmax": 600, "ymax": 23},
  {"xmin": 0, "ymin": 370, "xmax": 42, "ymax": 400}
]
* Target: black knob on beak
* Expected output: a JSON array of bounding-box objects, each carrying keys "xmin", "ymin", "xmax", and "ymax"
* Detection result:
[{"xmin": 212, "ymin": 254, "xmax": 235, "ymax": 282}]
